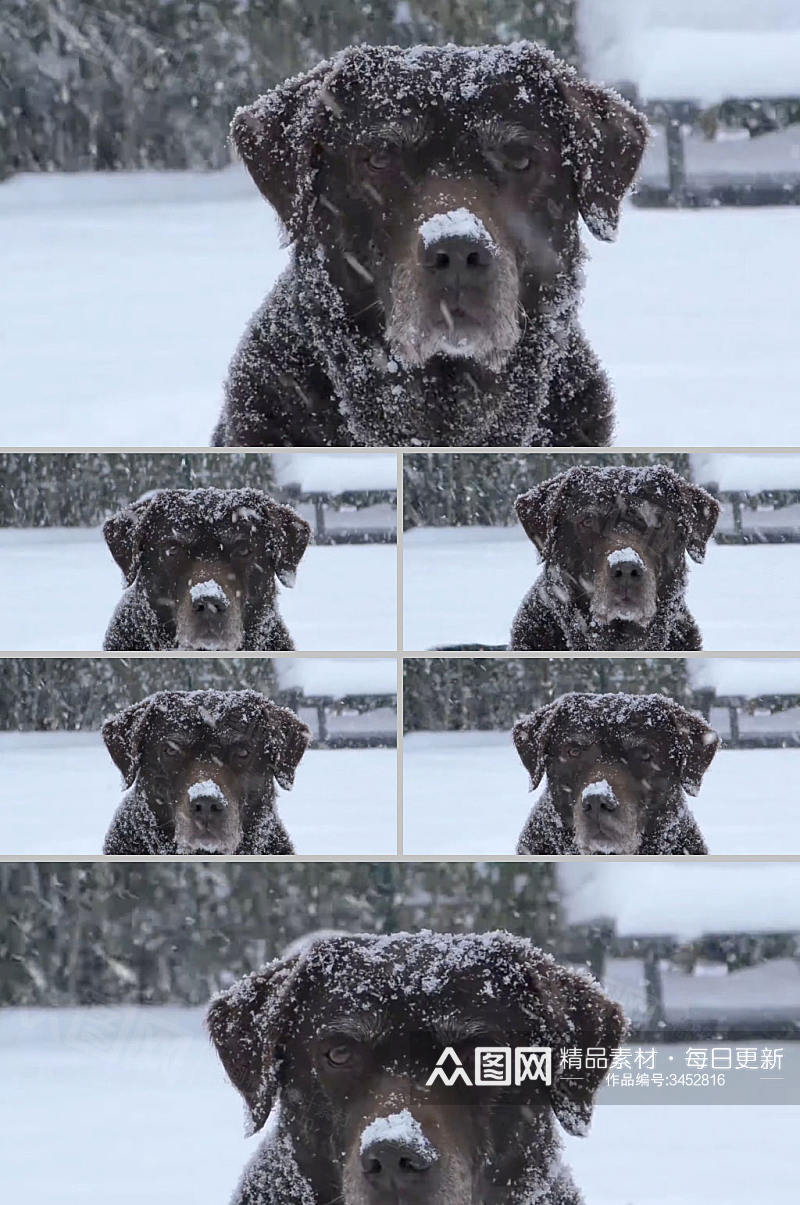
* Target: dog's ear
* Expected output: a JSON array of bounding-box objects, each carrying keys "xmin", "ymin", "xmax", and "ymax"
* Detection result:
[
  {"xmin": 515, "ymin": 475, "xmax": 569, "ymax": 557},
  {"xmin": 102, "ymin": 495, "xmax": 157, "ymax": 584},
  {"xmin": 102, "ymin": 696, "xmax": 159, "ymax": 787},
  {"xmin": 671, "ymin": 706, "xmax": 720, "ymax": 796},
  {"xmin": 679, "ymin": 481, "xmax": 720, "ymax": 563},
  {"xmin": 558, "ymin": 77, "xmax": 648, "ymax": 242},
  {"xmin": 513, "ymin": 701, "xmax": 561, "ymax": 790},
  {"xmin": 261, "ymin": 701, "xmax": 312, "ymax": 790},
  {"xmin": 231, "ymin": 62, "xmax": 331, "ymax": 232},
  {"xmin": 207, "ymin": 955, "xmax": 301, "ymax": 1134},
  {"xmin": 525, "ymin": 951, "xmax": 627, "ymax": 1136},
  {"xmin": 262, "ymin": 500, "xmax": 312, "ymax": 588}
]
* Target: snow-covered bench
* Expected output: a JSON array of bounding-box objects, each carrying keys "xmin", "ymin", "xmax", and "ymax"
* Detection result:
[
  {"xmin": 273, "ymin": 453, "xmax": 396, "ymax": 544},
  {"xmin": 689, "ymin": 660, "xmax": 800, "ymax": 748},
  {"xmin": 691, "ymin": 454, "xmax": 800, "ymax": 544},
  {"xmin": 579, "ymin": 0, "xmax": 800, "ymax": 206},
  {"xmin": 561, "ymin": 864, "xmax": 800, "ymax": 1037},
  {"xmin": 275, "ymin": 660, "xmax": 397, "ymax": 748}
]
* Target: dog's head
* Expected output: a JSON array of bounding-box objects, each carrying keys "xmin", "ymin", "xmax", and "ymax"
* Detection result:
[
  {"xmin": 232, "ymin": 42, "xmax": 647, "ymax": 370},
  {"xmin": 102, "ymin": 689, "xmax": 310, "ymax": 854},
  {"xmin": 208, "ymin": 931, "xmax": 625, "ymax": 1204},
  {"xmin": 514, "ymin": 692, "xmax": 719, "ymax": 854},
  {"xmin": 516, "ymin": 466, "xmax": 719, "ymax": 633},
  {"xmin": 103, "ymin": 488, "xmax": 310, "ymax": 650}
]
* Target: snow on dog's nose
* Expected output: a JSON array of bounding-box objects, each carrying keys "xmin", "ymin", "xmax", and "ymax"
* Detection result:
[
  {"xmin": 190, "ymin": 578, "xmax": 230, "ymax": 615},
  {"xmin": 188, "ymin": 779, "xmax": 228, "ymax": 824},
  {"xmin": 581, "ymin": 779, "xmax": 619, "ymax": 818}
]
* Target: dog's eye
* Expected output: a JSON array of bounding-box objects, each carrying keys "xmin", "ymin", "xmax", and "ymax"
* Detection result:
[
  {"xmin": 325, "ymin": 1043, "xmax": 354, "ymax": 1067},
  {"xmin": 578, "ymin": 516, "xmax": 594, "ymax": 530},
  {"xmin": 162, "ymin": 740, "xmax": 182, "ymax": 757},
  {"xmin": 230, "ymin": 743, "xmax": 251, "ymax": 763},
  {"xmin": 633, "ymin": 747, "xmax": 652, "ymax": 762},
  {"xmin": 163, "ymin": 542, "xmax": 184, "ymax": 558},
  {"xmin": 502, "ymin": 148, "xmax": 533, "ymax": 171},
  {"xmin": 567, "ymin": 746, "xmax": 583, "ymax": 759},
  {"xmin": 232, "ymin": 542, "xmax": 252, "ymax": 559},
  {"xmin": 365, "ymin": 146, "xmax": 394, "ymax": 172}
]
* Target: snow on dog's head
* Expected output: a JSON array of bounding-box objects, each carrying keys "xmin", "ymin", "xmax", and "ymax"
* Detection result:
[
  {"xmin": 207, "ymin": 931, "xmax": 626, "ymax": 1203},
  {"xmin": 231, "ymin": 42, "xmax": 647, "ymax": 371}
]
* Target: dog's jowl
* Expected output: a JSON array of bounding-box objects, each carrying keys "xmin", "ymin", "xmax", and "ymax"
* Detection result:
[
  {"xmin": 102, "ymin": 689, "xmax": 310, "ymax": 855},
  {"xmin": 514, "ymin": 693, "xmax": 719, "ymax": 855},
  {"xmin": 213, "ymin": 42, "xmax": 647, "ymax": 448},
  {"xmin": 207, "ymin": 931, "xmax": 625, "ymax": 1205},
  {"xmin": 510, "ymin": 465, "xmax": 720, "ymax": 651},
  {"xmin": 102, "ymin": 487, "xmax": 310, "ymax": 651}
]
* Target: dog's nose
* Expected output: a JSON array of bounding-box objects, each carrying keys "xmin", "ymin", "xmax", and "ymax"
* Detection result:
[
  {"xmin": 361, "ymin": 1139, "xmax": 435, "ymax": 1190},
  {"xmin": 581, "ymin": 779, "xmax": 619, "ymax": 818},
  {"xmin": 607, "ymin": 548, "xmax": 645, "ymax": 585},
  {"xmin": 422, "ymin": 235, "xmax": 494, "ymax": 282},
  {"xmin": 188, "ymin": 781, "xmax": 227, "ymax": 824},
  {"xmin": 190, "ymin": 579, "xmax": 230, "ymax": 615}
]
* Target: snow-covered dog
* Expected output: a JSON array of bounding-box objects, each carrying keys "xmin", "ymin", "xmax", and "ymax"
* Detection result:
[
  {"xmin": 510, "ymin": 465, "xmax": 720, "ymax": 650},
  {"xmin": 102, "ymin": 689, "xmax": 310, "ymax": 854},
  {"xmin": 102, "ymin": 488, "xmax": 310, "ymax": 651},
  {"xmin": 212, "ymin": 41, "xmax": 647, "ymax": 448},
  {"xmin": 514, "ymin": 692, "xmax": 718, "ymax": 855},
  {"xmin": 207, "ymin": 931, "xmax": 625, "ymax": 1204}
]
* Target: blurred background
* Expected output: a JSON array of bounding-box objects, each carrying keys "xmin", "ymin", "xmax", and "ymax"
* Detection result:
[
  {"xmin": 0, "ymin": 656, "xmax": 397, "ymax": 855},
  {"xmin": 402, "ymin": 655, "xmax": 800, "ymax": 855},
  {"xmin": 402, "ymin": 452, "xmax": 800, "ymax": 650},
  {"xmin": 1, "ymin": 2, "xmax": 798, "ymax": 443},
  {"xmin": 0, "ymin": 451, "xmax": 397, "ymax": 650},
  {"xmin": 1, "ymin": 861, "xmax": 798, "ymax": 1202}
]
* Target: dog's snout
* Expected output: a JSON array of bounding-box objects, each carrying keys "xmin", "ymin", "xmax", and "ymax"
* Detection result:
[
  {"xmin": 581, "ymin": 779, "xmax": 619, "ymax": 818},
  {"xmin": 611, "ymin": 559, "xmax": 642, "ymax": 582},
  {"xmin": 361, "ymin": 1139, "xmax": 435, "ymax": 1188},
  {"xmin": 422, "ymin": 235, "xmax": 494, "ymax": 280}
]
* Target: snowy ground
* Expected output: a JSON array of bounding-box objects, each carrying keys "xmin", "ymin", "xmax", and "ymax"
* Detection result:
[
  {"xmin": 401, "ymin": 732, "xmax": 798, "ymax": 855},
  {"xmin": 1, "ymin": 1007, "xmax": 796, "ymax": 1205},
  {"xmin": 1, "ymin": 169, "xmax": 798, "ymax": 446},
  {"xmin": 402, "ymin": 526, "xmax": 800, "ymax": 650},
  {"xmin": 0, "ymin": 732, "xmax": 397, "ymax": 856},
  {"xmin": 0, "ymin": 527, "xmax": 397, "ymax": 651}
]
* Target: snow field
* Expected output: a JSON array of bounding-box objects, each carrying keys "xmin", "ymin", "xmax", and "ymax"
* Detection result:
[
  {"xmin": 1, "ymin": 170, "xmax": 799, "ymax": 446},
  {"xmin": 402, "ymin": 525, "xmax": 800, "ymax": 651},
  {"xmin": 1, "ymin": 1006, "xmax": 796, "ymax": 1205},
  {"xmin": 401, "ymin": 732, "xmax": 800, "ymax": 856},
  {"xmin": 0, "ymin": 527, "xmax": 397, "ymax": 651},
  {"xmin": 0, "ymin": 732, "xmax": 397, "ymax": 856}
]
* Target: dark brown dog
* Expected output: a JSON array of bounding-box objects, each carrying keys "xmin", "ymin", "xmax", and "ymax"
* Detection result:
[
  {"xmin": 102, "ymin": 488, "xmax": 310, "ymax": 651},
  {"xmin": 102, "ymin": 689, "xmax": 310, "ymax": 855},
  {"xmin": 212, "ymin": 42, "xmax": 647, "ymax": 448},
  {"xmin": 207, "ymin": 931, "xmax": 626, "ymax": 1204},
  {"xmin": 514, "ymin": 693, "xmax": 718, "ymax": 855},
  {"xmin": 510, "ymin": 466, "xmax": 720, "ymax": 651}
]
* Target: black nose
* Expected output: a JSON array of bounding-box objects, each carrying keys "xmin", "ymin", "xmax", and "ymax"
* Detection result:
[
  {"xmin": 361, "ymin": 1139, "xmax": 435, "ymax": 1190},
  {"xmin": 422, "ymin": 235, "xmax": 494, "ymax": 282},
  {"xmin": 610, "ymin": 557, "xmax": 644, "ymax": 583},
  {"xmin": 582, "ymin": 786, "xmax": 619, "ymax": 818},
  {"xmin": 190, "ymin": 793, "xmax": 226, "ymax": 823},
  {"xmin": 191, "ymin": 588, "xmax": 230, "ymax": 615}
]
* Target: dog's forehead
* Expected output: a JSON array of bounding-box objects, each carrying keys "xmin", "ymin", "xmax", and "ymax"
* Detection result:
[
  {"xmin": 145, "ymin": 488, "xmax": 267, "ymax": 530},
  {"xmin": 326, "ymin": 42, "xmax": 562, "ymax": 127},
  {"xmin": 560, "ymin": 469, "xmax": 675, "ymax": 516},
  {"xmin": 300, "ymin": 932, "xmax": 535, "ymax": 1016},
  {"xmin": 552, "ymin": 693, "xmax": 677, "ymax": 738},
  {"xmin": 148, "ymin": 690, "xmax": 265, "ymax": 735}
]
